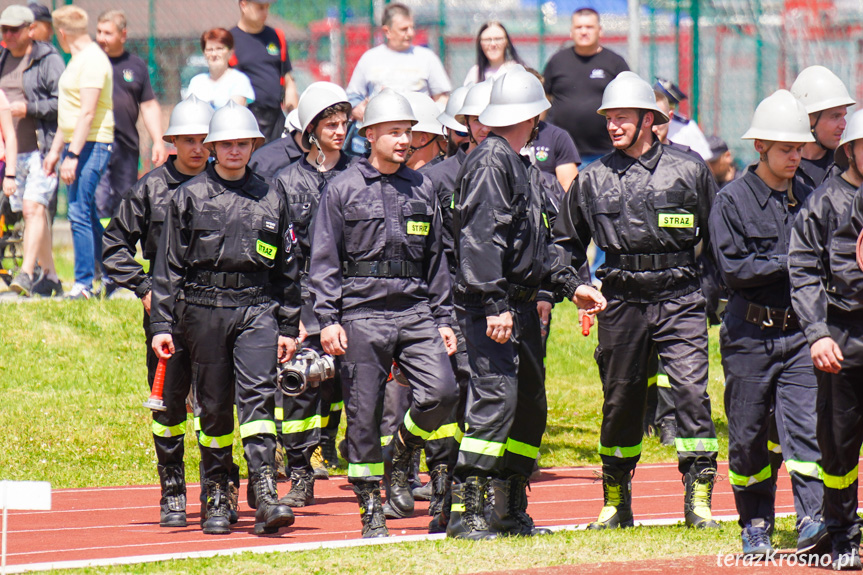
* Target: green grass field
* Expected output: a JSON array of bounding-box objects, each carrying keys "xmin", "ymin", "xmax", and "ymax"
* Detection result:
[{"xmin": 0, "ymin": 296, "xmax": 764, "ymax": 574}]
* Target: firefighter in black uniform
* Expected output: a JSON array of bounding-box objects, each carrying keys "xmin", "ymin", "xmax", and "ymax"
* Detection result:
[
  {"xmin": 710, "ymin": 89, "xmax": 825, "ymax": 557},
  {"xmin": 272, "ymin": 82, "xmax": 352, "ymax": 507},
  {"xmin": 150, "ymin": 101, "xmax": 299, "ymax": 536},
  {"xmin": 248, "ymin": 109, "xmax": 307, "ymax": 184},
  {"xmin": 102, "ymin": 95, "xmax": 213, "ymax": 528},
  {"xmin": 449, "ymin": 68, "xmax": 605, "ymax": 540},
  {"xmin": 791, "ymin": 110, "xmax": 863, "ymax": 570},
  {"xmin": 377, "ymin": 90, "xmax": 448, "ymax": 518},
  {"xmin": 790, "ymin": 65, "xmax": 855, "ymax": 188},
  {"xmin": 417, "ymin": 80, "xmax": 495, "ymax": 533},
  {"xmin": 554, "ymin": 71, "xmax": 720, "ymax": 531},
  {"xmin": 309, "ymin": 88, "xmax": 458, "ymax": 538}
]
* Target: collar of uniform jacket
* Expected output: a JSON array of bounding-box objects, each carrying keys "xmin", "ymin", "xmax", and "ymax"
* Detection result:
[
  {"xmin": 356, "ymin": 157, "xmax": 421, "ymax": 184},
  {"xmin": 741, "ymin": 163, "xmax": 785, "ymax": 208},
  {"xmin": 607, "ymin": 137, "xmax": 663, "ymax": 175},
  {"xmin": 204, "ymin": 163, "xmax": 265, "ymax": 199},
  {"xmin": 164, "ymin": 156, "xmax": 189, "ymax": 186}
]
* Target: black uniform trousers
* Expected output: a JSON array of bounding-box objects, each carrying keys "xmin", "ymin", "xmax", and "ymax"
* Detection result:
[
  {"xmin": 144, "ymin": 306, "xmax": 191, "ymax": 467},
  {"xmin": 721, "ymin": 310, "xmax": 823, "ymax": 530},
  {"xmin": 595, "ymin": 291, "xmax": 717, "ymax": 475},
  {"xmin": 278, "ymin": 333, "xmax": 342, "ymax": 474},
  {"xmin": 339, "ymin": 304, "xmax": 458, "ymax": 483},
  {"xmin": 379, "ymin": 311, "xmax": 470, "ymax": 471},
  {"xmin": 454, "ymin": 300, "xmax": 546, "ymax": 481},
  {"xmin": 184, "ymin": 301, "xmax": 281, "ymax": 479},
  {"xmin": 817, "ymin": 319, "xmax": 863, "ymax": 547}
]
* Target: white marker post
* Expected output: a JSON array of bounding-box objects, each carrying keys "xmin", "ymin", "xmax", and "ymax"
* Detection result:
[{"xmin": 0, "ymin": 481, "xmax": 51, "ymax": 574}]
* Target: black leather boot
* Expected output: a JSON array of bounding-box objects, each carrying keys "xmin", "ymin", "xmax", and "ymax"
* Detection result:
[
  {"xmin": 352, "ymin": 480, "xmax": 389, "ymax": 538},
  {"xmin": 250, "ymin": 465, "xmax": 295, "ymax": 535},
  {"xmin": 157, "ymin": 464, "xmax": 186, "ymax": 528}
]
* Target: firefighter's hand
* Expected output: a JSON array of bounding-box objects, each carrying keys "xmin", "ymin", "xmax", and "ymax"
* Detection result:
[
  {"xmin": 152, "ymin": 334, "xmax": 174, "ymax": 359},
  {"xmin": 537, "ymin": 300, "xmax": 552, "ymax": 329},
  {"xmin": 486, "ymin": 311, "xmax": 513, "ymax": 344},
  {"xmin": 573, "ymin": 284, "xmax": 606, "ymax": 315},
  {"xmin": 439, "ymin": 326, "xmax": 457, "ymax": 355},
  {"xmin": 141, "ymin": 291, "xmax": 151, "ymax": 315},
  {"xmin": 321, "ymin": 323, "xmax": 348, "ymax": 356},
  {"xmin": 811, "ymin": 336, "xmax": 843, "ymax": 374},
  {"xmin": 278, "ymin": 335, "xmax": 297, "ymax": 363},
  {"xmin": 298, "ymin": 320, "xmax": 308, "ymax": 344}
]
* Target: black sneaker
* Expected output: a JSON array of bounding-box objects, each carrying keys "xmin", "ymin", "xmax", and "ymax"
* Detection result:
[
  {"xmin": 32, "ymin": 274, "xmax": 64, "ymax": 297},
  {"xmin": 9, "ymin": 272, "xmax": 34, "ymax": 296}
]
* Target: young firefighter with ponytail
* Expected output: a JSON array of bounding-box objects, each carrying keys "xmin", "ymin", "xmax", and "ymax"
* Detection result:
[{"xmin": 710, "ymin": 90, "xmax": 826, "ymax": 558}]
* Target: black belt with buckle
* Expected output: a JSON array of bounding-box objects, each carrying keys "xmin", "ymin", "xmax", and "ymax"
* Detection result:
[
  {"xmin": 342, "ymin": 260, "xmax": 423, "ymax": 278},
  {"xmin": 605, "ymin": 250, "xmax": 695, "ymax": 271},
  {"xmin": 727, "ymin": 297, "xmax": 799, "ymax": 331},
  {"xmin": 508, "ymin": 284, "xmax": 539, "ymax": 303},
  {"xmin": 187, "ymin": 269, "xmax": 269, "ymax": 289}
]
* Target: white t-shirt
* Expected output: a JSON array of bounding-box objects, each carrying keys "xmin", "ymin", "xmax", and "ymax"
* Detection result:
[
  {"xmin": 346, "ymin": 44, "xmax": 452, "ymax": 105},
  {"xmin": 462, "ymin": 61, "xmax": 520, "ymax": 86},
  {"xmin": 184, "ymin": 68, "xmax": 256, "ymax": 110},
  {"xmin": 668, "ymin": 116, "xmax": 713, "ymax": 161}
]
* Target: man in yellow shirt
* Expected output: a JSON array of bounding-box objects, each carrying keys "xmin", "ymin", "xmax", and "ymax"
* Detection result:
[{"xmin": 43, "ymin": 5, "xmax": 113, "ymax": 300}]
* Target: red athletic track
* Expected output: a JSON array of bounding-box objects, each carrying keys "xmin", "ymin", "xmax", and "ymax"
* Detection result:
[{"xmin": 2, "ymin": 460, "xmax": 816, "ymax": 573}]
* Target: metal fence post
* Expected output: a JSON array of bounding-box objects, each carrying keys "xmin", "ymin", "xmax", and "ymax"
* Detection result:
[
  {"xmin": 438, "ymin": 0, "xmax": 445, "ymax": 65},
  {"xmin": 148, "ymin": 0, "xmax": 159, "ymax": 96},
  {"xmin": 538, "ymin": 0, "xmax": 545, "ymax": 68},
  {"xmin": 691, "ymin": 0, "xmax": 700, "ymax": 123}
]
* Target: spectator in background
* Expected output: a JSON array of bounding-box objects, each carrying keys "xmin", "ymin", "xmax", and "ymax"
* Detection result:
[
  {"xmin": 543, "ymin": 7, "xmax": 627, "ymax": 283},
  {"xmin": 44, "ymin": 5, "xmax": 113, "ymax": 300},
  {"xmin": 0, "ymin": 3, "xmax": 63, "ymax": 298},
  {"xmin": 0, "ymin": 89, "xmax": 18, "ymax": 234},
  {"xmin": 463, "ymin": 21, "xmax": 524, "ymax": 87},
  {"xmin": 95, "ymin": 10, "xmax": 166, "ymax": 231},
  {"xmin": 346, "ymin": 3, "xmax": 451, "ymax": 122},
  {"xmin": 524, "ymin": 68, "xmax": 580, "ymax": 190},
  {"xmin": 230, "ymin": 0, "xmax": 298, "ymax": 143},
  {"xmin": 706, "ymin": 135, "xmax": 737, "ymax": 188},
  {"xmin": 248, "ymin": 108, "xmax": 306, "ymax": 184},
  {"xmin": 543, "ymin": 7, "xmax": 628, "ymax": 164},
  {"xmin": 654, "ymin": 78, "xmax": 712, "ymax": 161},
  {"xmin": 27, "ymin": 2, "xmax": 52, "ymax": 42},
  {"xmin": 185, "ymin": 28, "xmax": 255, "ymax": 110}
]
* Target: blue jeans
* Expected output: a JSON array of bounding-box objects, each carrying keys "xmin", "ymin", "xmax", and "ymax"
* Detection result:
[
  {"xmin": 581, "ymin": 153, "xmax": 606, "ymax": 282},
  {"xmin": 66, "ymin": 142, "xmax": 111, "ymax": 289}
]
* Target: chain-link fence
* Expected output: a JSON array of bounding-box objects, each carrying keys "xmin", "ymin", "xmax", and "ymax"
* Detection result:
[{"xmin": 49, "ymin": 0, "xmax": 863, "ymax": 167}]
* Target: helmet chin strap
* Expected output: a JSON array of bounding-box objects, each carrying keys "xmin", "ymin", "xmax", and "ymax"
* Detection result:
[
  {"xmin": 625, "ymin": 111, "xmax": 647, "ymax": 151},
  {"xmin": 810, "ymin": 111, "xmax": 829, "ymax": 151},
  {"xmin": 309, "ymin": 134, "xmax": 327, "ymax": 172},
  {"xmin": 409, "ymin": 134, "xmax": 440, "ymax": 154},
  {"xmin": 526, "ymin": 117, "xmax": 540, "ymax": 147}
]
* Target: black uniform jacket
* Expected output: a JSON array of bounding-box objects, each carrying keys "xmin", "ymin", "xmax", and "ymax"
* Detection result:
[
  {"xmin": 555, "ymin": 139, "xmax": 715, "ymax": 303},
  {"xmin": 149, "ymin": 163, "xmax": 301, "ymax": 338},
  {"xmin": 273, "ymin": 153, "xmax": 353, "ymax": 333},
  {"xmin": 424, "ymin": 146, "xmax": 467, "ymax": 275},
  {"xmin": 709, "ymin": 165, "xmax": 813, "ymax": 309},
  {"xmin": 309, "ymin": 158, "xmax": 452, "ymax": 328},
  {"xmin": 453, "ymin": 133, "xmax": 575, "ymax": 316},
  {"xmin": 822, "ymin": 182, "xmax": 863, "ymax": 307},
  {"xmin": 797, "ymin": 150, "xmax": 840, "ymax": 190},
  {"xmin": 790, "ymin": 173, "xmax": 861, "ymax": 344},
  {"xmin": 102, "ymin": 158, "xmax": 194, "ymax": 298},
  {"xmin": 249, "ymin": 134, "xmax": 305, "ymax": 184}
]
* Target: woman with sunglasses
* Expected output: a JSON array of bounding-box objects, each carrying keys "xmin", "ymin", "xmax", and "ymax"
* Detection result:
[{"xmin": 463, "ymin": 21, "xmax": 524, "ymax": 87}]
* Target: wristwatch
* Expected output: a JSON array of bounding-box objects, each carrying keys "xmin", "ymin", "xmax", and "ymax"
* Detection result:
[{"xmin": 66, "ymin": 151, "xmax": 79, "ymax": 160}]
